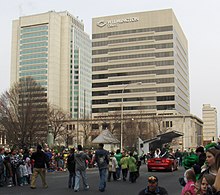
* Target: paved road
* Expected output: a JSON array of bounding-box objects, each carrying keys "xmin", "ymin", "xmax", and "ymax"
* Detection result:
[{"xmin": 0, "ymin": 165, "xmax": 184, "ymax": 195}]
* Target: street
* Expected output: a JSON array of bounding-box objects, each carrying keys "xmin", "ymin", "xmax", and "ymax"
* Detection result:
[{"xmin": 0, "ymin": 165, "xmax": 184, "ymax": 195}]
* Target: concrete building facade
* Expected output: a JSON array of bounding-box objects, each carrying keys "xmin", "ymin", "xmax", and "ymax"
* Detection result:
[
  {"xmin": 66, "ymin": 114, "xmax": 203, "ymax": 150},
  {"xmin": 202, "ymin": 104, "xmax": 218, "ymax": 143},
  {"xmin": 11, "ymin": 11, "xmax": 92, "ymax": 119},
  {"xmin": 92, "ymin": 9, "xmax": 190, "ymax": 118}
]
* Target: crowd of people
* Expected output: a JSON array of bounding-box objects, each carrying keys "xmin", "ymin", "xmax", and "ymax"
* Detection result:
[
  {"xmin": 1, "ymin": 141, "xmax": 220, "ymax": 195},
  {"xmin": 0, "ymin": 143, "xmax": 142, "ymax": 193},
  {"xmin": 179, "ymin": 142, "xmax": 220, "ymax": 195}
]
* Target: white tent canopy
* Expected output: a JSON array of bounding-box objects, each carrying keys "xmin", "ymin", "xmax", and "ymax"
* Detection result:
[{"xmin": 92, "ymin": 129, "xmax": 120, "ymax": 144}]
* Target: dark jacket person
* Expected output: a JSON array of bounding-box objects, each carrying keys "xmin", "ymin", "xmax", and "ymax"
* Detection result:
[
  {"xmin": 138, "ymin": 175, "xmax": 168, "ymax": 195},
  {"xmin": 30, "ymin": 145, "xmax": 49, "ymax": 189}
]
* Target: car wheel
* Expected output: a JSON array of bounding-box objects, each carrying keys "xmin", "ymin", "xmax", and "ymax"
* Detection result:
[{"xmin": 148, "ymin": 168, "xmax": 152, "ymax": 172}]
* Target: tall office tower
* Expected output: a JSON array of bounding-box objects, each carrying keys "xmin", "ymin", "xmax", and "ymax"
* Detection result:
[
  {"xmin": 11, "ymin": 11, "xmax": 92, "ymax": 119},
  {"xmin": 92, "ymin": 9, "xmax": 189, "ymax": 117},
  {"xmin": 202, "ymin": 104, "xmax": 218, "ymax": 143}
]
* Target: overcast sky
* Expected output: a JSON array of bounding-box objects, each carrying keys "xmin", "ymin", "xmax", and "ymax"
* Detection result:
[{"xmin": 0, "ymin": 0, "xmax": 219, "ymax": 134}]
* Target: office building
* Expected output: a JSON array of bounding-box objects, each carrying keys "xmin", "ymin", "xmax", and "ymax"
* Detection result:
[
  {"xmin": 92, "ymin": 9, "xmax": 189, "ymax": 117},
  {"xmin": 11, "ymin": 11, "xmax": 92, "ymax": 119},
  {"xmin": 202, "ymin": 104, "xmax": 218, "ymax": 143}
]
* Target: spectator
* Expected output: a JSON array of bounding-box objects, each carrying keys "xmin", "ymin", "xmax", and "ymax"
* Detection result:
[
  {"xmin": 181, "ymin": 169, "xmax": 196, "ymax": 195},
  {"xmin": 175, "ymin": 149, "xmax": 183, "ymax": 166},
  {"xmin": 196, "ymin": 174, "xmax": 215, "ymax": 195},
  {"xmin": 127, "ymin": 152, "xmax": 137, "ymax": 183},
  {"xmin": 0, "ymin": 147, "xmax": 5, "ymax": 187},
  {"xmin": 108, "ymin": 152, "xmax": 117, "ymax": 182},
  {"xmin": 74, "ymin": 145, "xmax": 90, "ymax": 192},
  {"xmin": 138, "ymin": 175, "xmax": 168, "ymax": 195},
  {"xmin": 120, "ymin": 152, "xmax": 128, "ymax": 181},
  {"xmin": 67, "ymin": 148, "xmax": 75, "ymax": 189},
  {"xmin": 213, "ymin": 152, "xmax": 220, "ymax": 194},
  {"xmin": 92, "ymin": 143, "xmax": 109, "ymax": 192},
  {"xmin": 195, "ymin": 146, "xmax": 206, "ymax": 169},
  {"xmin": 10, "ymin": 149, "xmax": 22, "ymax": 186},
  {"xmin": 30, "ymin": 145, "xmax": 49, "ymax": 189},
  {"xmin": 114, "ymin": 149, "xmax": 122, "ymax": 180},
  {"xmin": 199, "ymin": 148, "xmax": 219, "ymax": 179}
]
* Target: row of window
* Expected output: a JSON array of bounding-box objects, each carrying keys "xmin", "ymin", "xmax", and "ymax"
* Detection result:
[
  {"xmin": 21, "ymin": 31, "xmax": 48, "ymax": 39},
  {"xmin": 19, "ymin": 64, "xmax": 47, "ymax": 71},
  {"xmin": 157, "ymin": 105, "xmax": 175, "ymax": 110},
  {"xmin": 21, "ymin": 25, "xmax": 48, "ymax": 34},
  {"xmin": 19, "ymin": 69, "xmax": 47, "ymax": 77},
  {"xmin": 20, "ymin": 53, "xmax": 48, "ymax": 60},
  {"xmin": 163, "ymin": 121, "xmax": 173, "ymax": 128},
  {"xmin": 93, "ymin": 51, "xmax": 173, "ymax": 63},
  {"xmin": 20, "ymin": 47, "xmax": 48, "ymax": 54},
  {"xmin": 20, "ymin": 75, "xmax": 47, "ymax": 81},
  {"xmin": 92, "ymin": 86, "xmax": 175, "ymax": 96},
  {"xmin": 92, "ymin": 26, "xmax": 173, "ymax": 39},
  {"xmin": 92, "ymin": 43, "xmax": 173, "ymax": 55},
  {"xmin": 92, "ymin": 104, "xmax": 175, "ymax": 113},
  {"xmin": 20, "ymin": 37, "xmax": 48, "ymax": 44},
  {"xmin": 92, "ymin": 60, "xmax": 174, "ymax": 71},
  {"xmin": 93, "ymin": 97, "xmax": 156, "ymax": 104},
  {"xmin": 92, "ymin": 105, "xmax": 156, "ymax": 113},
  {"xmin": 20, "ymin": 42, "xmax": 48, "ymax": 49},
  {"xmin": 20, "ymin": 59, "xmax": 47, "ymax": 65},
  {"xmin": 92, "ymin": 78, "xmax": 174, "ymax": 88},
  {"xmin": 92, "ymin": 69, "xmax": 174, "ymax": 79},
  {"xmin": 92, "ymin": 95, "xmax": 174, "ymax": 105},
  {"xmin": 92, "ymin": 34, "xmax": 173, "ymax": 47}
]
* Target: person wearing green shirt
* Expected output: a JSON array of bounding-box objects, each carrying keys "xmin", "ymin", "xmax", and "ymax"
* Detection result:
[
  {"xmin": 128, "ymin": 152, "xmax": 137, "ymax": 183},
  {"xmin": 114, "ymin": 149, "xmax": 122, "ymax": 180},
  {"xmin": 120, "ymin": 152, "xmax": 128, "ymax": 181}
]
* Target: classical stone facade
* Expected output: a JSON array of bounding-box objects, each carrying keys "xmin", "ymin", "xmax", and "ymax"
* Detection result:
[{"xmin": 66, "ymin": 113, "xmax": 203, "ymax": 150}]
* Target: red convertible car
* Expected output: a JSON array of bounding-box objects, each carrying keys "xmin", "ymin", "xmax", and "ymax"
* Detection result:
[{"xmin": 147, "ymin": 154, "xmax": 178, "ymax": 172}]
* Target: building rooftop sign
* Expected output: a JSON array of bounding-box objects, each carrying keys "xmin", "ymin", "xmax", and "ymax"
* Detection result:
[{"xmin": 97, "ymin": 17, "xmax": 139, "ymax": 28}]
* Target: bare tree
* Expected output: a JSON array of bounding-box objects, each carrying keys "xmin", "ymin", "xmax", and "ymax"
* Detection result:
[
  {"xmin": 48, "ymin": 105, "xmax": 70, "ymax": 143},
  {"xmin": 123, "ymin": 118, "xmax": 138, "ymax": 149},
  {"xmin": 80, "ymin": 119, "xmax": 92, "ymax": 147},
  {"xmin": 150, "ymin": 115, "xmax": 166, "ymax": 136},
  {"xmin": 0, "ymin": 77, "xmax": 47, "ymax": 147},
  {"xmin": 97, "ymin": 112, "xmax": 121, "ymax": 140}
]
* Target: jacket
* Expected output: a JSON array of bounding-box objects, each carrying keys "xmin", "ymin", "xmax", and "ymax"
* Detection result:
[
  {"xmin": 31, "ymin": 151, "xmax": 49, "ymax": 168},
  {"xmin": 75, "ymin": 151, "xmax": 90, "ymax": 171},
  {"xmin": 138, "ymin": 186, "xmax": 168, "ymax": 195}
]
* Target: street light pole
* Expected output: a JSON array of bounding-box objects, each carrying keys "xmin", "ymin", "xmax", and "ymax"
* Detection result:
[{"xmin": 120, "ymin": 82, "xmax": 142, "ymax": 151}]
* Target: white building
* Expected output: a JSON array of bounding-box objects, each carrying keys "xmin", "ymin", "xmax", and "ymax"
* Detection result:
[
  {"xmin": 11, "ymin": 11, "xmax": 92, "ymax": 119},
  {"xmin": 92, "ymin": 9, "xmax": 190, "ymax": 118},
  {"xmin": 202, "ymin": 104, "xmax": 218, "ymax": 143}
]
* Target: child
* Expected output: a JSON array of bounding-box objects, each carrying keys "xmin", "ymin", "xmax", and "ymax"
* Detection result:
[
  {"xmin": 196, "ymin": 174, "xmax": 215, "ymax": 195},
  {"xmin": 25, "ymin": 157, "xmax": 32, "ymax": 184},
  {"xmin": 108, "ymin": 152, "xmax": 117, "ymax": 182},
  {"xmin": 181, "ymin": 169, "xmax": 196, "ymax": 195}
]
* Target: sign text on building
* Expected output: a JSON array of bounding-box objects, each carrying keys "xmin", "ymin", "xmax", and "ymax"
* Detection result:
[{"xmin": 97, "ymin": 17, "xmax": 139, "ymax": 28}]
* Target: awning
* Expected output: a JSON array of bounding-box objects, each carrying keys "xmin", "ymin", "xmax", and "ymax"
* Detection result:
[
  {"xmin": 92, "ymin": 129, "xmax": 120, "ymax": 144},
  {"xmin": 143, "ymin": 130, "xmax": 183, "ymax": 149}
]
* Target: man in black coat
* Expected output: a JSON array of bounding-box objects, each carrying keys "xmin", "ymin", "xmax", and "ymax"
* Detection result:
[
  {"xmin": 138, "ymin": 175, "xmax": 168, "ymax": 195},
  {"xmin": 67, "ymin": 148, "xmax": 75, "ymax": 189},
  {"xmin": 30, "ymin": 145, "xmax": 49, "ymax": 189}
]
